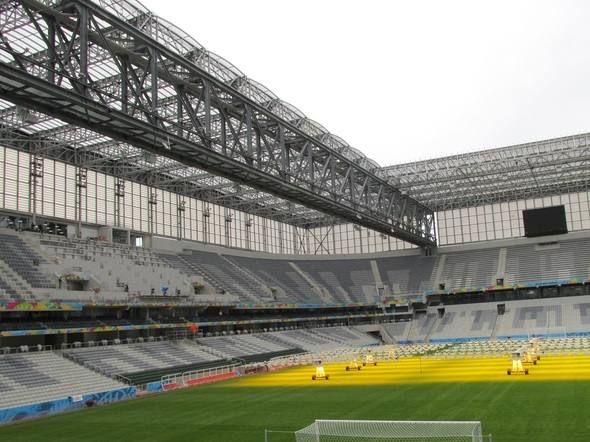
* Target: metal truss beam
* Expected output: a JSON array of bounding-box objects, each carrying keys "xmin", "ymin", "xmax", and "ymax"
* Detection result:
[
  {"xmin": 384, "ymin": 133, "xmax": 590, "ymax": 211},
  {"xmin": 0, "ymin": 104, "xmax": 331, "ymax": 226},
  {"xmin": 0, "ymin": 127, "xmax": 330, "ymax": 227},
  {"xmin": 0, "ymin": 0, "xmax": 435, "ymax": 246}
]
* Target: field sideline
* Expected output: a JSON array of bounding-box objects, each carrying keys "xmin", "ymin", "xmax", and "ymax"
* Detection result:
[{"xmin": 3, "ymin": 355, "xmax": 590, "ymax": 441}]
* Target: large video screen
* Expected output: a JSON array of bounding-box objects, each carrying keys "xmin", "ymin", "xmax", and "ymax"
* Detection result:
[{"xmin": 522, "ymin": 205, "xmax": 568, "ymax": 238}]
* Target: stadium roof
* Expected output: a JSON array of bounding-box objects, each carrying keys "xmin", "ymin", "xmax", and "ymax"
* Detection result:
[
  {"xmin": 383, "ymin": 132, "xmax": 590, "ymax": 211},
  {"xmin": 0, "ymin": 0, "xmax": 587, "ymax": 241},
  {"xmin": 0, "ymin": 0, "xmax": 382, "ymax": 228}
]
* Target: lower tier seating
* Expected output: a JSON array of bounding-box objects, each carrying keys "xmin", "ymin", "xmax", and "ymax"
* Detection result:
[
  {"xmin": 0, "ymin": 352, "xmax": 124, "ymax": 409},
  {"xmin": 265, "ymin": 326, "xmax": 380, "ymax": 352},
  {"xmin": 64, "ymin": 340, "xmax": 221, "ymax": 378},
  {"xmin": 197, "ymin": 333, "xmax": 299, "ymax": 359}
]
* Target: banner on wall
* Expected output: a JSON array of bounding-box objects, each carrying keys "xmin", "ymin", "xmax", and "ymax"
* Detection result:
[
  {"xmin": 0, "ymin": 322, "xmax": 188, "ymax": 337},
  {"xmin": 0, "ymin": 300, "xmax": 83, "ymax": 312},
  {"xmin": 0, "ymin": 387, "xmax": 136, "ymax": 424}
]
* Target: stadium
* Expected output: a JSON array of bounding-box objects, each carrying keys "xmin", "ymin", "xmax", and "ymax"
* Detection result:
[{"xmin": 0, "ymin": 1, "xmax": 589, "ymax": 441}]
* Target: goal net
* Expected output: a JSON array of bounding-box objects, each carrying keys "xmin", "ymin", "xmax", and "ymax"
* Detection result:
[{"xmin": 292, "ymin": 419, "xmax": 484, "ymax": 442}]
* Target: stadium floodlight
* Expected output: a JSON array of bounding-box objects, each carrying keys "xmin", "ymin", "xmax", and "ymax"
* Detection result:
[
  {"xmin": 284, "ymin": 419, "xmax": 488, "ymax": 442},
  {"xmin": 507, "ymin": 349, "xmax": 529, "ymax": 375},
  {"xmin": 311, "ymin": 361, "xmax": 329, "ymax": 381},
  {"xmin": 345, "ymin": 357, "xmax": 361, "ymax": 371},
  {"xmin": 362, "ymin": 351, "xmax": 377, "ymax": 367}
]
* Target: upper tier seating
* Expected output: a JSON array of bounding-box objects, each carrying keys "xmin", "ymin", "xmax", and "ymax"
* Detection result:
[
  {"xmin": 504, "ymin": 237, "xmax": 590, "ymax": 284},
  {"xmin": 39, "ymin": 236, "xmax": 190, "ymax": 297},
  {"xmin": 0, "ymin": 352, "xmax": 124, "ymax": 409},
  {"xmin": 160, "ymin": 234, "xmax": 590, "ymax": 302},
  {"xmin": 438, "ymin": 248, "xmax": 499, "ymax": 289},
  {"xmin": 0, "ymin": 276, "xmax": 17, "ymax": 298},
  {"xmin": 161, "ymin": 251, "xmax": 268, "ymax": 302},
  {"xmin": 294, "ymin": 259, "xmax": 375, "ymax": 304},
  {"xmin": 374, "ymin": 255, "xmax": 436, "ymax": 295},
  {"xmin": 64, "ymin": 340, "xmax": 221, "ymax": 377},
  {"xmin": 0, "ymin": 233, "xmax": 53, "ymax": 288},
  {"xmin": 41, "ymin": 236, "xmax": 164, "ymax": 266},
  {"xmin": 227, "ymin": 255, "xmax": 315, "ymax": 303},
  {"xmin": 157, "ymin": 253, "xmax": 197, "ymax": 278},
  {"xmin": 2, "ymin": 230, "xmax": 590, "ymax": 305}
]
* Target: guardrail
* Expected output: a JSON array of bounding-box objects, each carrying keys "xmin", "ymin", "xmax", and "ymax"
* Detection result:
[
  {"xmin": 115, "ymin": 374, "xmax": 133, "ymax": 385},
  {"xmin": 161, "ymin": 363, "xmax": 241, "ymax": 390},
  {"xmin": 56, "ymin": 334, "xmax": 182, "ymax": 351},
  {"xmin": 0, "ymin": 344, "xmax": 53, "ymax": 355}
]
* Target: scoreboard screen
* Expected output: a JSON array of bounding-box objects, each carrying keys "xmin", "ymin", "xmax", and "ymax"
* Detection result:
[{"xmin": 522, "ymin": 205, "xmax": 568, "ymax": 238}]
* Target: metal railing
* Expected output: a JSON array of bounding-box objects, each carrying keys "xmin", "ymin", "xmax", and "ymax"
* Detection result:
[
  {"xmin": 161, "ymin": 363, "xmax": 241, "ymax": 389},
  {"xmin": 0, "ymin": 344, "xmax": 53, "ymax": 355}
]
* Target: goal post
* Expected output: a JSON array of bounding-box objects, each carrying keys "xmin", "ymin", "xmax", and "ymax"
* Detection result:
[{"xmin": 288, "ymin": 419, "xmax": 487, "ymax": 442}]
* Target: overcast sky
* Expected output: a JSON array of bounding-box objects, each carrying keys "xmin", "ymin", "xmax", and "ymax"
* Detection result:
[{"xmin": 141, "ymin": 0, "xmax": 590, "ymax": 166}]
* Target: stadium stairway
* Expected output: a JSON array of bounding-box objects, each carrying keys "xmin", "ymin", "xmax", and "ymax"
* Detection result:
[
  {"xmin": 407, "ymin": 313, "xmax": 438, "ymax": 342},
  {"xmin": 379, "ymin": 323, "xmax": 400, "ymax": 344},
  {"xmin": 491, "ymin": 314, "xmax": 503, "ymax": 339},
  {"xmin": 286, "ymin": 262, "xmax": 335, "ymax": 304},
  {"xmin": 224, "ymin": 256, "xmax": 317, "ymax": 304},
  {"xmin": 375, "ymin": 254, "xmax": 436, "ymax": 297},
  {"xmin": 220, "ymin": 255, "xmax": 276, "ymax": 302},
  {"xmin": 172, "ymin": 251, "xmax": 267, "ymax": 302},
  {"xmin": 0, "ymin": 259, "xmax": 31, "ymax": 299},
  {"xmin": 0, "ymin": 232, "xmax": 53, "ymax": 289}
]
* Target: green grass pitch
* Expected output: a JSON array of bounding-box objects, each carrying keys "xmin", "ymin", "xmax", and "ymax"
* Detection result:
[{"xmin": 2, "ymin": 377, "xmax": 589, "ymax": 441}]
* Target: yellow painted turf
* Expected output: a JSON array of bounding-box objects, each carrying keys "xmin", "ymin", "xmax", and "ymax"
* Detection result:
[{"xmin": 232, "ymin": 354, "xmax": 590, "ymax": 387}]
